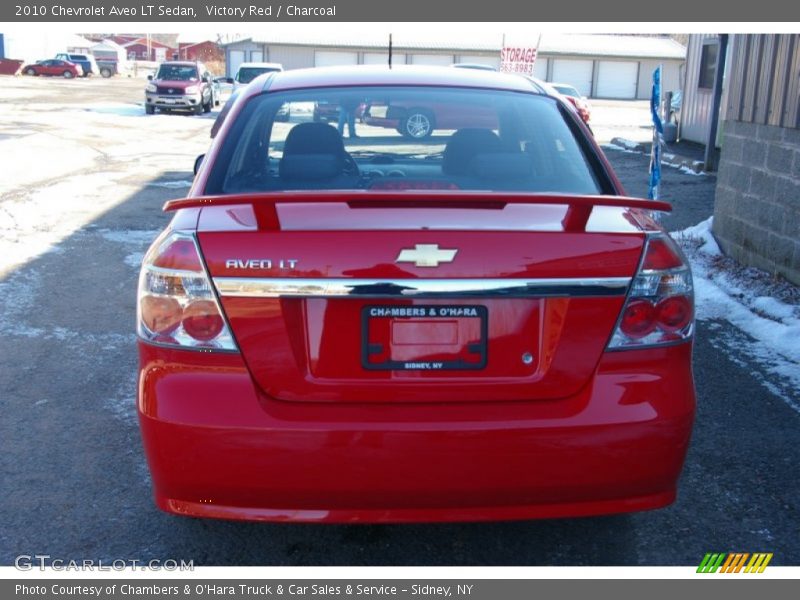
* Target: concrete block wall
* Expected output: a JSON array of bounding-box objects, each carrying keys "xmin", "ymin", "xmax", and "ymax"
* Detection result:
[{"xmin": 713, "ymin": 120, "xmax": 800, "ymax": 285}]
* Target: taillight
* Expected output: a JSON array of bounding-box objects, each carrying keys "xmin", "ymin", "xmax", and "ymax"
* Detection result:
[
  {"xmin": 137, "ymin": 231, "xmax": 237, "ymax": 351},
  {"xmin": 608, "ymin": 233, "xmax": 693, "ymax": 349}
]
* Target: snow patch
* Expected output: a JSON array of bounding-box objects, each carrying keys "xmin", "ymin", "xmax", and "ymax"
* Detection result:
[
  {"xmin": 83, "ymin": 103, "xmax": 146, "ymax": 117},
  {"xmin": 677, "ymin": 165, "xmax": 705, "ymax": 176},
  {"xmin": 105, "ymin": 371, "xmax": 138, "ymax": 426},
  {"xmin": 99, "ymin": 229, "xmax": 160, "ymax": 246},
  {"xmin": 0, "ymin": 173, "xmax": 128, "ymax": 275},
  {"xmin": 673, "ymin": 217, "xmax": 800, "ymax": 411},
  {"xmin": 601, "ymin": 142, "xmax": 639, "ymax": 155},
  {"xmin": 147, "ymin": 180, "xmax": 193, "ymax": 189},
  {"xmin": 124, "ymin": 252, "xmax": 144, "ymax": 269}
]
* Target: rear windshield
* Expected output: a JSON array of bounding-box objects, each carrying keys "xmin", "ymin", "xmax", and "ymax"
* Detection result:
[
  {"xmin": 156, "ymin": 65, "xmax": 199, "ymax": 81},
  {"xmin": 207, "ymin": 86, "xmax": 602, "ymax": 195},
  {"xmin": 236, "ymin": 67, "xmax": 280, "ymax": 83}
]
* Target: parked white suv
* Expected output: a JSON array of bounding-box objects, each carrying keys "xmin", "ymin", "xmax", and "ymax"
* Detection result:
[{"xmin": 230, "ymin": 62, "xmax": 283, "ymax": 91}]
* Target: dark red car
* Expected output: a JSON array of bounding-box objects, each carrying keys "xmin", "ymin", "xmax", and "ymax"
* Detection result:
[
  {"xmin": 138, "ymin": 66, "xmax": 695, "ymax": 523},
  {"xmin": 23, "ymin": 59, "xmax": 83, "ymax": 78},
  {"xmin": 362, "ymin": 99, "xmax": 497, "ymax": 139}
]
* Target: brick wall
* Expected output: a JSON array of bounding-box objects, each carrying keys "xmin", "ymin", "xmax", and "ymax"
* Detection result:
[{"xmin": 713, "ymin": 120, "xmax": 800, "ymax": 285}]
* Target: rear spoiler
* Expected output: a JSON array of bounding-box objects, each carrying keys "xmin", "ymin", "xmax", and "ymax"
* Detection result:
[{"xmin": 163, "ymin": 191, "xmax": 672, "ymax": 233}]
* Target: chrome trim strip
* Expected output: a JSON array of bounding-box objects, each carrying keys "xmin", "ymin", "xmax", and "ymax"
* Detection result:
[{"xmin": 213, "ymin": 277, "xmax": 631, "ymax": 298}]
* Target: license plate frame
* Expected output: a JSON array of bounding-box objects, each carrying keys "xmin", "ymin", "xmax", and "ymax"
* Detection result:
[{"xmin": 361, "ymin": 304, "xmax": 488, "ymax": 371}]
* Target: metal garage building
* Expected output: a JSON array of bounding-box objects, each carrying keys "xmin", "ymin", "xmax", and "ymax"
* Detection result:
[{"xmin": 221, "ymin": 33, "xmax": 685, "ymax": 100}]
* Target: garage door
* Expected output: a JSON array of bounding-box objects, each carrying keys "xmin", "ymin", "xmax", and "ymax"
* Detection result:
[
  {"xmin": 532, "ymin": 58, "xmax": 547, "ymax": 80},
  {"xmin": 410, "ymin": 54, "xmax": 453, "ymax": 66},
  {"xmin": 229, "ymin": 50, "xmax": 245, "ymax": 77},
  {"xmin": 596, "ymin": 61, "xmax": 639, "ymax": 99},
  {"xmin": 551, "ymin": 59, "xmax": 593, "ymax": 97},
  {"xmin": 315, "ymin": 51, "xmax": 358, "ymax": 67},
  {"xmin": 363, "ymin": 52, "xmax": 406, "ymax": 66}
]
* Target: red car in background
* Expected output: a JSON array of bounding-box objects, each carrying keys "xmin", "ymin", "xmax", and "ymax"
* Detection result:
[
  {"xmin": 362, "ymin": 99, "xmax": 497, "ymax": 139},
  {"xmin": 550, "ymin": 82, "xmax": 592, "ymax": 123},
  {"xmin": 137, "ymin": 65, "xmax": 695, "ymax": 523},
  {"xmin": 23, "ymin": 59, "xmax": 83, "ymax": 78}
]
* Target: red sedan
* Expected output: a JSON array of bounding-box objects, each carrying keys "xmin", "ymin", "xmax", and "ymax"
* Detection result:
[
  {"xmin": 23, "ymin": 59, "xmax": 83, "ymax": 78},
  {"xmin": 137, "ymin": 65, "xmax": 695, "ymax": 523}
]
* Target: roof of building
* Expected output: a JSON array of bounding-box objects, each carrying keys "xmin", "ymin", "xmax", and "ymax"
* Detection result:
[
  {"xmin": 92, "ymin": 39, "xmax": 126, "ymax": 50},
  {"xmin": 221, "ymin": 33, "xmax": 686, "ymax": 60},
  {"xmin": 123, "ymin": 37, "xmax": 174, "ymax": 49},
  {"xmin": 65, "ymin": 34, "xmax": 95, "ymax": 49}
]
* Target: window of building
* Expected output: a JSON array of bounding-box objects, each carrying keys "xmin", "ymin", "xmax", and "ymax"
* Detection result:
[{"xmin": 698, "ymin": 41, "xmax": 719, "ymax": 89}]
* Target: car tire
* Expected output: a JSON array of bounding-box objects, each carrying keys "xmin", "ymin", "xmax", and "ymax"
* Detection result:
[
  {"xmin": 145, "ymin": 104, "xmax": 155, "ymax": 115},
  {"xmin": 400, "ymin": 109, "xmax": 434, "ymax": 139},
  {"xmin": 25, "ymin": 68, "xmax": 37, "ymax": 76},
  {"xmin": 100, "ymin": 68, "xmax": 112, "ymax": 78},
  {"xmin": 63, "ymin": 71, "xmax": 74, "ymax": 79}
]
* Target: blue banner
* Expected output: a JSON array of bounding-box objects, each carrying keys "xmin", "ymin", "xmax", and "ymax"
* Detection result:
[{"xmin": 648, "ymin": 66, "xmax": 663, "ymax": 200}]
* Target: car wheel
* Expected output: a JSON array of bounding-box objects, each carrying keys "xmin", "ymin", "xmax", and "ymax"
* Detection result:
[
  {"xmin": 400, "ymin": 109, "xmax": 434, "ymax": 139},
  {"xmin": 25, "ymin": 68, "xmax": 36, "ymax": 76},
  {"xmin": 100, "ymin": 68, "xmax": 112, "ymax": 78},
  {"xmin": 62, "ymin": 70, "xmax": 74, "ymax": 79},
  {"xmin": 145, "ymin": 104, "xmax": 155, "ymax": 115}
]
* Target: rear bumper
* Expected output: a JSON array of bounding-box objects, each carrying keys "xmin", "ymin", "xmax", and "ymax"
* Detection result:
[{"xmin": 137, "ymin": 342, "xmax": 695, "ymax": 523}]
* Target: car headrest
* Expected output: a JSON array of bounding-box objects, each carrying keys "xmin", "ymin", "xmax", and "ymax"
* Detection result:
[
  {"xmin": 282, "ymin": 122, "xmax": 345, "ymax": 157},
  {"xmin": 279, "ymin": 154, "xmax": 344, "ymax": 180},
  {"xmin": 469, "ymin": 153, "xmax": 533, "ymax": 180},
  {"xmin": 442, "ymin": 128, "xmax": 505, "ymax": 175}
]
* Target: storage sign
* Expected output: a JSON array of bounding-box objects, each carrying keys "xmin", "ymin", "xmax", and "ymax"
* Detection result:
[{"xmin": 500, "ymin": 47, "xmax": 538, "ymax": 75}]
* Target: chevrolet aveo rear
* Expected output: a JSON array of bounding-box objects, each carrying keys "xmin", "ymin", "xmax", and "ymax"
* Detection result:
[{"xmin": 137, "ymin": 67, "xmax": 695, "ymax": 523}]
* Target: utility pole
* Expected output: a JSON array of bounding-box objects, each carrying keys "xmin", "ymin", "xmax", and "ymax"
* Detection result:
[{"xmin": 705, "ymin": 34, "xmax": 729, "ymax": 172}]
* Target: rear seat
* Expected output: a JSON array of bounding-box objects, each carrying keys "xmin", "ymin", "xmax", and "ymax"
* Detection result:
[{"xmin": 442, "ymin": 128, "xmax": 533, "ymax": 181}]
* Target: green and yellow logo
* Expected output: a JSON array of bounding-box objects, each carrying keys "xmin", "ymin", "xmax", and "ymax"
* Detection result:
[{"xmin": 697, "ymin": 552, "xmax": 773, "ymax": 573}]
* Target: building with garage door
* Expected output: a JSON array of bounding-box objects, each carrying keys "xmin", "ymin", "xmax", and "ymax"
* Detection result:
[{"xmin": 221, "ymin": 33, "xmax": 685, "ymax": 100}]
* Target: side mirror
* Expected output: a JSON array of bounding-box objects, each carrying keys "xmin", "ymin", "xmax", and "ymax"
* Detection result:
[
  {"xmin": 193, "ymin": 154, "xmax": 205, "ymax": 176},
  {"xmin": 147, "ymin": 74, "xmax": 153, "ymax": 81}
]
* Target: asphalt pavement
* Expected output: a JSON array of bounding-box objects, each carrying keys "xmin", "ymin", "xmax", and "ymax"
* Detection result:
[{"xmin": 0, "ymin": 76, "xmax": 797, "ymax": 566}]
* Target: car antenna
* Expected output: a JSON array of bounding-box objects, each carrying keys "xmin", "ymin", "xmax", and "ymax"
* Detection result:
[{"xmin": 388, "ymin": 34, "xmax": 393, "ymax": 69}]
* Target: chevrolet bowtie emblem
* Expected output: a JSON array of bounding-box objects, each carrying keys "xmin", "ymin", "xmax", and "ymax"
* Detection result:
[{"xmin": 396, "ymin": 244, "xmax": 458, "ymax": 268}]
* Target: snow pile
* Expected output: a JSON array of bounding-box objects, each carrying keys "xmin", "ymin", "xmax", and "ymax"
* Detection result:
[{"xmin": 673, "ymin": 217, "xmax": 800, "ymax": 410}]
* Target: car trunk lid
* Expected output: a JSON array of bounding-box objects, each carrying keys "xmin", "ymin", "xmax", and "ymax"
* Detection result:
[{"xmin": 172, "ymin": 192, "xmax": 666, "ymax": 403}]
